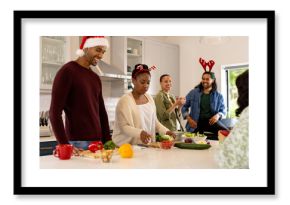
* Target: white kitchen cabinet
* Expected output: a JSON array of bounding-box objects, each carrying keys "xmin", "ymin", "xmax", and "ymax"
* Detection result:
[
  {"xmin": 40, "ymin": 36, "xmax": 80, "ymax": 93},
  {"xmin": 40, "ymin": 36, "xmax": 111, "ymax": 93},
  {"xmin": 127, "ymin": 38, "xmax": 144, "ymax": 92},
  {"xmin": 110, "ymin": 37, "xmax": 179, "ymax": 96},
  {"xmin": 144, "ymin": 39, "xmax": 179, "ymax": 96},
  {"xmin": 40, "ymin": 36, "xmax": 68, "ymax": 92},
  {"xmin": 127, "ymin": 38, "xmax": 143, "ymax": 72},
  {"xmin": 111, "ymin": 37, "xmax": 144, "ymax": 93},
  {"xmin": 111, "ymin": 36, "xmax": 144, "ymax": 74}
]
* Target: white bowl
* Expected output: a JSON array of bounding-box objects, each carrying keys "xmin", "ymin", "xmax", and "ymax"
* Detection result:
[
  {"xmin": 173, "ymin": 131, "xmax": 185, "ymax": 141},
  {"xmin": 193, "ymin": 136, "xmax": 207, "ymax": 143}
]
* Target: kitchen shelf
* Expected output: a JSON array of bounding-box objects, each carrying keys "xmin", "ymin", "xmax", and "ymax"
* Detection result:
[
  {"xmin": 42, "ymin": 61, "xmax": 64, "ymax": 66},
  {"xmin": 99, "ymin": 75, "xmax": 130, "ymax": 82},
  {"xmin": 42, "ymin": 36, "xmax": 66, "ymax": 43},
  {"xmin": 40, "ymin": 85, "xmax": 53, "ymax": 93},
  {"xmin": 40, "ymin": 36, "xmax": 69, "ymax": 92},
  {"xmin": 127, "ymin": 53, "xmax": 142, "ymax": 58},
  {"xmin": 127, "ymin": 38, "xmax": 143, "ymax": 76}
]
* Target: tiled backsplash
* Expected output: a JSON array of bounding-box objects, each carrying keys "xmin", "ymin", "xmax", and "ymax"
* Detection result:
[
  {"xmin": 40, "ymin": 94, "xmax": 52, "ymax": 111},
  {"xmin": 103, "ymin": 97, "xmax": 119, "ymax": 123}
]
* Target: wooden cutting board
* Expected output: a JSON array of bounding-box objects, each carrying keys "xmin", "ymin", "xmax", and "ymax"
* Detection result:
[
  {"xmin": 78, "ymin": 150, "xmax": 101, "ymax": 159},
  {"xmin": 137, "ymin": 142, "xmax": 161, "ymax": 148}
]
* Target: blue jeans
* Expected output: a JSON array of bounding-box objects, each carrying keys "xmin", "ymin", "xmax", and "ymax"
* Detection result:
[{"xmin": 69, "ymin": 141, "xmax": 93, "ymax": 150}]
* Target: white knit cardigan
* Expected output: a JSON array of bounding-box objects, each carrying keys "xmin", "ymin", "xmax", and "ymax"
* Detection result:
[{"xmin": 112, "ymin": 92, "xmax": 169, "ymax": 146}]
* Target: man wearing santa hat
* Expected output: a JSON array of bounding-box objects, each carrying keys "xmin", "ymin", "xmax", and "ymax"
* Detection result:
[{"xmin": 49, "ymin": 36, "xmax": 111, "ymax": 153}]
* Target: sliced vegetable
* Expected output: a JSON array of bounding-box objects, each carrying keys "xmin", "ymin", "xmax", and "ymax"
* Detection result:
[
  {"xmin": 155, "ymin": 134, "xmax": 177, "ymax": 142},
  {"xmin": 184, "ymin": 132, "xmax": 194, "ymax": 138},
  {"xmin": 197, "ymin": 132, "xmax": 205, "ymax": 137},
  {"xmin": 157, "ymin": 134, "xmax": 174, "ymax": 142}
]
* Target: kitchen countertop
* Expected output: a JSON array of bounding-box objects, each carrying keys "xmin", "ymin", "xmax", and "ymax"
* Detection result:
[{"xmin": 40, "ymin": 141, "xmax": 220, "ymax": 169}]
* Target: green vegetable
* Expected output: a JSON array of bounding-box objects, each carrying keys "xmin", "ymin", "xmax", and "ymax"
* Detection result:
[
  {"xmin": 174, "ymin": 142, "xmax": 211, "ymax": 150},
  {"xmin": 197, "ymin": 132, "xmax": 205, "ymax": 137},
  {"xmin": 155, "ymin": 135, "xmax": 162, "ymax": 142},
  {"xmin": 184, "ymin": 132, "xmax": 194, "ymax": 138},
  {"xmin": 103, "ymin": 140, "xmax": 117, "ymax": 150},
  {"xmin": 161, "ymin": 135, "xmax": 174, "ymax": 141},
  {"xmin": 156, "ymin": 135, "xmax": 173, "ymax": 142}
]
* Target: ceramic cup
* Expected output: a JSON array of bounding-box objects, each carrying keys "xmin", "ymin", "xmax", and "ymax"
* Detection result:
[
  {"xmin": 53, "ymin": 144, "xmax": 73, "ymax": 160},
  {"xmin": 218, "ymin": 130, "xmax": 230, "ymax": 143}
]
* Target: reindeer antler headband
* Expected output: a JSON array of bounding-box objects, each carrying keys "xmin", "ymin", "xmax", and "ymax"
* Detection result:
[
  {"xmin": 199, "ymin": 58, "xmax": 215, "ymax": 72},
  {"xmin": 132, "ymin": 64, "xmax": 157, "ymax": 79}
]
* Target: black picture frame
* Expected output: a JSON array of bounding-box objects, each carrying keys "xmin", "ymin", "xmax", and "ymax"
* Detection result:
[{"xmin": 14, "ymin": 10, "xmax": 275, "ymax": 195}]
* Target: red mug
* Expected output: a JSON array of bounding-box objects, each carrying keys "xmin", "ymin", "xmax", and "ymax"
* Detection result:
[
  {"xmin": 220, "ymin": 130, "xmax": 230, "ymax": 137},
  {"xmin": 53, "ymin": 144, "xmax": 73, "ymax": 160}
]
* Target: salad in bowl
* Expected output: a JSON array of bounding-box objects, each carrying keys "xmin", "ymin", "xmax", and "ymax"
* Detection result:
[{"xmin": 181, "ymin": 132, "xmax": 207, "ymax": 144}]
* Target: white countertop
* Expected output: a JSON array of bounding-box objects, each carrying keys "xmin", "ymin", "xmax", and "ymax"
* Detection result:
[{"xmin": 40, "ymin": 141, "xmax": 220, "ymax": 169}]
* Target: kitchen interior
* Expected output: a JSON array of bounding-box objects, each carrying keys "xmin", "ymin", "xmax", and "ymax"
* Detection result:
[{"xmin": 40, "ymin": 36, "xmax": 248, "ymax": 157}]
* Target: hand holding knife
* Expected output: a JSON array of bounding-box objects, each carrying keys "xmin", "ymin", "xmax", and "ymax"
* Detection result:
[{"xmin": 140, "ymin": 130, "xmax": 152, "ymax": 144}]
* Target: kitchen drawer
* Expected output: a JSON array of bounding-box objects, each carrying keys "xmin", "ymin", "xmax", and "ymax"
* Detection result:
[{"xmin": 40, "ymin": 141, "xmax": 58, "ymax": 156}]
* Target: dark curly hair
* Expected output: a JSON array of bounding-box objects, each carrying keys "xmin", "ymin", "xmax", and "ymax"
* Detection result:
[
  {"xmin": 235, "ymin": 70, "xmax": 249, "ymax": 116},
  {"xmin": 195, "ymin": 71, "xmax": 217, "ymax": 92},
  {"xmin": 132, "ymin": 64, "xmax": 151, "ymax": 79}
]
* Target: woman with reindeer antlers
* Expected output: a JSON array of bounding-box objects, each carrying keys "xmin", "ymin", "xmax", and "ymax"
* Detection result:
[
  {"xmin": 181, "ymin": 58, "xmax": 228, "ymax": 140},
  {"xmin": 112, "ymin": 64, "xmax": 175, "ymax": 147}
]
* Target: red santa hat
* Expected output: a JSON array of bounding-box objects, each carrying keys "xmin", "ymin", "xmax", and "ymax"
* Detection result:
[{"xmin": 76, "ymin": 36, "xmax": 109, "ymax": 57}]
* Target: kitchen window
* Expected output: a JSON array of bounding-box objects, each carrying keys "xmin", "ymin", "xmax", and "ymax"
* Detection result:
[{"xmin": 222, "ymin": 64, "xmax": 249, "ymax": 118}]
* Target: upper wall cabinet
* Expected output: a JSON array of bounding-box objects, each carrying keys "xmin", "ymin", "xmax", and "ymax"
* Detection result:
[
  {"xmin": 111, "ymin": 37, "xmax": 144, "ymax": 92},
  {"xmin": 126, "ymin": 38, "xmax": 144, "ymax": 92},
  {"xmin": 40, "ymin": 36, "xmax": 70, "ymax": 93},
  {"xmin": 40, "ymin": 36, "xmax": 111, "ymax": 93},
  {"xmin": 144, "ymin": 39, "xmax": 179, "ymax": 96},
  {"xmin": 126, "ymin": 38, "xmax": 143, "ymax": 73}
]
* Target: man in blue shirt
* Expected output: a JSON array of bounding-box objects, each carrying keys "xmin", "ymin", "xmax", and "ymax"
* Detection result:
[{"xmin": 181, "ymin": 71, "xmax": 228, "ymax": 140}]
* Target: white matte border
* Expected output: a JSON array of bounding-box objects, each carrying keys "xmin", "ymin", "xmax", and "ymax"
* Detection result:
[{"xmin": 21, "ymin": 18, "xmax": 267, "ymax": 187}]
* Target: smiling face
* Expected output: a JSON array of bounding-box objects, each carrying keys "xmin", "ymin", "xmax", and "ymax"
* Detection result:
[
  {"xmin": 132, "ymin": 73, "xmax": 151, "ymax": 95},
  {"xmin": 201, "ymin": 73, "xmax": 214, "ymax": 89},
  {"xmin": 84, "ymin": 46, "xmax": 106, "ymax": 66},
  {"xmin": 160, "ymin": 75, "xmax": 172, "ymax": 92}
]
